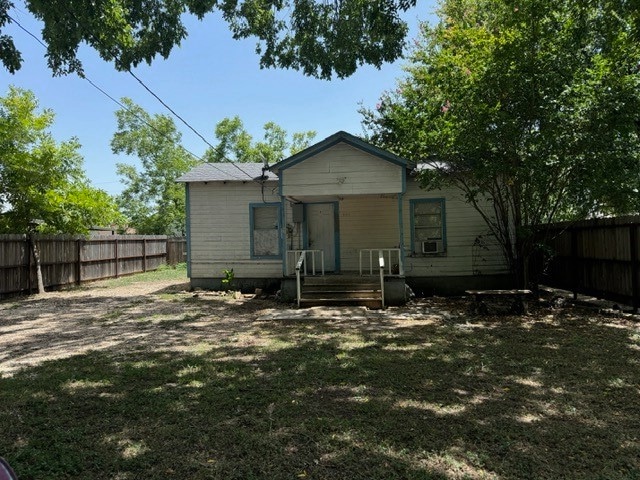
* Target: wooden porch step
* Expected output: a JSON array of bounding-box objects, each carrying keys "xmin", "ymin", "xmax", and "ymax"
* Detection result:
[
  {"xmin": 299, "ymin": 298, "xmax": 383, "ymax": 309},
  {"xmin": 299, "ymin": 276, "xmax": 383, "ymax": 308},
  {"xmin": 303, "ymin": 275, "xmax": 377, "ymax": 286},
  {"xmin": 302, "ymin": 285, "xmax": 379, "ymax": 293},
  {"xmin": 302, "ymin": 291, "xmax": 380, "ymax": 300}
]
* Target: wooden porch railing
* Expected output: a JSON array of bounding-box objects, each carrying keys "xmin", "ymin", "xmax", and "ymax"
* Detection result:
[
  {"xmin": 286, "ymin": 249, "xmax": 324, "ymax": 277},
  {"xmin": 289, "ymin": 250, "xmax": 325, "ymax": 307},
  {"xmin": 378, "ymin": 250, "xmax": 385, "ymax": 308},
  {"xmin": 359, "ymin": 248, "xmax": 403, "ymax": 276}
]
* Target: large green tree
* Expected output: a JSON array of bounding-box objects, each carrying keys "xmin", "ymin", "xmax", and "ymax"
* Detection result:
[
  {"xmin": 363, "ymin": 0, "xmax": 640, "ymax": 285},
  {"xmin": 1, "ymin": 0, "xmax": 416, "ymax": 79},
  {"xmin": 1, "ymin": 86, "xmax": 122, "ymax": 293},
  {"xmin": 0, "ymin": 86, "xmax": 122, "ymax": 234},
  {"xmin": 207, "ymin": 116, "xmax": 316, "ymax": 164},
  {"xmin": 112, "ymin": 98, "xmax": 199, "ymax": 235}
]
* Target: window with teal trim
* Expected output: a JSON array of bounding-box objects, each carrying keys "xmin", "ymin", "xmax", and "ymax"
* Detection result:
[
  {"xmin": 411, "ymin": 199, "xmax": 446, "ymax": 255},
  {"xmin": 251, "ymin": 204, "xmax": 281, "ymax": 258}
]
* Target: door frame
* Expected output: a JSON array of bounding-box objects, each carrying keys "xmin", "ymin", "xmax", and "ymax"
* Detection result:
[{"xmin": 303, "ymin": 202, "xmax": 340, "ymax": 272}]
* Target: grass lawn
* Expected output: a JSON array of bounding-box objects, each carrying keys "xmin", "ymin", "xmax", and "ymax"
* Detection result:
[{"xmin": 0, "ymin": 279, "xmax": 639, "ymax": 479}]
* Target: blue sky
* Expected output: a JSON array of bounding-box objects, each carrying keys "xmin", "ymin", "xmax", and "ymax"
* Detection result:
[{"xmin": 2, "ymin": 1, "xmax": 437, "ymax": 195}]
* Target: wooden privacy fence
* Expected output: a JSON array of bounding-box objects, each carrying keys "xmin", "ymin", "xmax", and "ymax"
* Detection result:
[
  {"xmin": 533, "ymin": 216, "xmax": 640, "ymax": 312},
  {"xmin": 166, "ymin": 237, "xmax": 187, "ymax": 266},
  {"xmin": 0, "ymin": 235, "xmax": 179, "ymax": 296}
]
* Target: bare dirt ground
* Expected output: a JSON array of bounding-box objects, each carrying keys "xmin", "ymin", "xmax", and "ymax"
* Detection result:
[
  {"xmin": 1, "ymin": 276, "xmax": 637, "ymax": 379},
  {"xmin": 0, "ymin": 279, "xmax": 280, "ymax": 377},
  {"xmin": 0, "ymin": 279, "xmax": 418, "ymax": 377}
]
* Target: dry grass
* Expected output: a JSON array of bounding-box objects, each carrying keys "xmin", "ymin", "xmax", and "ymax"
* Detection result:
[{"xmin": 0, "ymin": 275, "xmax": 639, "ymax": 479}]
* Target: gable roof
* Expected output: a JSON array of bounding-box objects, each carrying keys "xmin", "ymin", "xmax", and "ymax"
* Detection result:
[
  {"xmin": 176, "ymin": 163, "xmax": 277, "ymax": 183},
  {"xmin": 268, "ymin": 131, "xmax": 414, "ymax": 173}
]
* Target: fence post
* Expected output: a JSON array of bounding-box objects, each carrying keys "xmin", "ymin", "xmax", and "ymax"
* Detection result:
[
  {"xmin": 76, "ymin": 239, "xmax": 82, "ymax": 285},
  {"xmin": 631, "ymin": 225, "xmax": 639, "ymax": 314},
  {"xmin": 115, "ymin": 238, "xmax": 119, "ymax": 278},
  {"xmin": 26, "ymin": 235, "xmax": 32, "ymax": 294},
  {"xmin": 143, "ymin": 238, "xmax": 147, "ymax": 272},
  {"xmin": 571, "ymin": 227, "xmax": 578, "ymax": 300}
]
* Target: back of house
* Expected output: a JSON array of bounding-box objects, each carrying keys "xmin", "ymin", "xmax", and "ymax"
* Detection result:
[{"xmin": 177, "ymin": 131, "xmax": 510, "ymax": 304}]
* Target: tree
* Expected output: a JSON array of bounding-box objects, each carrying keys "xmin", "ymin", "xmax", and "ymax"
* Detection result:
[
  {"xmin": 206, "ymin": 116, "xmax": 315, "ymax": 164},
  {"xmin": 1, "ymin": 0, "xmax": 417, "ymax": 79},
  {"xmin": 112, "ymin": 98, "xmax": 199, "ymax": 235},
  {"xmin": 362, "ymin": 0, "xmax": 640, "ymax": 285},
  {"xmin": 0, "ymin": 86, "xmax": 122, "ymax": 293},
  {"xmin": 0, "ymin": 86, "xmax": 122, "ymax": 234}
]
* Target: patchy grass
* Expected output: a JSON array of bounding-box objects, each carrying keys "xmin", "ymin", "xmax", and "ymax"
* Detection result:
[
  {"xmin": 0, "ymin": 290, "xmax": 639, "ymax": 479},
  {"xmin": 97, "ymin": 263, "xmax": 187, "ymax": 288}
]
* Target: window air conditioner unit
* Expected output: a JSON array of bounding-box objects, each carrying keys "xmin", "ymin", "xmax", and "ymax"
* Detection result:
[{"xmin": 422, "ymin": 240, "xmax": 444, "ymax": 254}]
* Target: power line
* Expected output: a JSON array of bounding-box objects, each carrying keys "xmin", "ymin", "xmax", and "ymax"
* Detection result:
[
  {"xmin": 7, "ymin": 12, "xmax": 46, "ymax": 48},
  {"xmin": 6, "ymin": 13, "xmax": 256, "ymax": 182},
  {"xmin": 52, "ymin": 2, "xmax": 259, "ymax": 183},
  {"xmin": 126, "ymin": 69, "xmax": 259, "ymax": 182}
]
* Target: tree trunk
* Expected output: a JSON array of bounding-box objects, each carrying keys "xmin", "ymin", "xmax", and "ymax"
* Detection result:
[{"xmin": 30, "ymin": 236, "xmax": 45, "ymax": 294}]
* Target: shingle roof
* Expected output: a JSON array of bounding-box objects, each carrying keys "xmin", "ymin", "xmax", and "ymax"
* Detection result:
[{"xmin": 176, "ymin": 163, "xmax": 277, "ymax": 183}]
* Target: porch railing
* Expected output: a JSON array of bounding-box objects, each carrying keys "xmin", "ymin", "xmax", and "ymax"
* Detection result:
[
  {"xmin": 286, "ymin": 249, "xmax": 325, "ymax": 277},
  {"xmin": 378, "ymin": 250, "xmax": 385, "ymax": 308},
  {"xmin": 293, "ymin": 249, "xmax": 325, "ymax": 307},
  {"xmin": 359, "ymin": 248, "xmax": 403, "ymax": 276}
]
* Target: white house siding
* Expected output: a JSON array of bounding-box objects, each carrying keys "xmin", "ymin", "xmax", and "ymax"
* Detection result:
[
  {"xmin": 281, "ymin": 143, "xmax": 403, "ymax": 196},
  {"xmin": 402, "ymin": 180, "xmax": 508, "ymax": 277},
  {"xmin": 188, "ymin": 181, "xmax": 282, "ymax": 279},
  {"xmin": 185, "ymin": 165, "xmax": 508, "ymax": 282},
  {"xmin": 339, "ymin": 195, "xmax": 400, "ymax": 271}
]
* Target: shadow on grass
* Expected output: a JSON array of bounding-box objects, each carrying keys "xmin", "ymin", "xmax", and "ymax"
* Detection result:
[{"xmin": 1, "ymin": 308, "xmax": 639, "ymax": 479}]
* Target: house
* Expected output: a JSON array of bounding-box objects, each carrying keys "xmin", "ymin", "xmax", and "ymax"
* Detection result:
[{"xmin": 177, "ymin": 131, "xmax": 510, "ymax": 306}]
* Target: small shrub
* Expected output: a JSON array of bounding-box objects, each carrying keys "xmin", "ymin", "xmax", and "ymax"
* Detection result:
[{"xmin": 221, "ymin": 268, "xmax": 234, "ymax": 291}]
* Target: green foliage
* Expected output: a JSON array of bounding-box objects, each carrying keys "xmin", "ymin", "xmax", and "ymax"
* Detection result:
[
  {"xmin": 0, "ymin": 86, "xmax": 122, "ymax": 234},
  {"xmin": 206, "ymin": 116, "xmax": 315, "ymax": 164},
  {"xmin": 112, "ymin": 98, "xmax": 199, "ymax": 235},
  {"xmin": 363, "ymin": 0, "xmax": 640, "ymax": 281},
  {"xmin": 2, "ymin": 0, "xmax": 416, "ymax": 79},
  {"xmin": 220, "ymin": 268, "xmax": 234, "ymax": 291}
]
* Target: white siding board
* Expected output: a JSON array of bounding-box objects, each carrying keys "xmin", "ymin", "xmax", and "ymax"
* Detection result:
[{"xmin": 282, "ymin": 143, "xmax": 403, "ymax": 196}]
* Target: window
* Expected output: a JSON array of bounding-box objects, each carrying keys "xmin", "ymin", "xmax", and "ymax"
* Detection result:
[
  {"xmin": 250, "ymin": 203, "xmax": 281, "ymax": 258},
  {"xmin": 411, "ymin": 199, "xmax": 446, "ymax": 255}
]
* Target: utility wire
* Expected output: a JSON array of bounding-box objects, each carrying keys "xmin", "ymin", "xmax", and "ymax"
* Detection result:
[
  {"xmin": 7, "ymin": 13, "xmax": 257, "ymax": 182},
  {"xmin": 127, "ymin": 69, "xmax": 262, "ymax": 182},
  {"xmin": 54, "ymin": 2, "xmax": 259, "ymax": 183}
]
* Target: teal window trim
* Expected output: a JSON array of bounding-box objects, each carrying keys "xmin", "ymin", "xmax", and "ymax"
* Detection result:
[
  {"xmin": 409, "ymin": 198, "xmax": 447, "ymax": 256},
  {"xmin": 249, "ymin": 202, "xmax": 283, "ymax": 259}
]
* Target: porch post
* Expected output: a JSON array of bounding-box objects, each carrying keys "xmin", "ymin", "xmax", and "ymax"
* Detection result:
[
  {"xmin": 398, "ymin": 192, "xmax": 405, "ymax": 275},
  {"xmin": 281, "ymin": 196, "xmax": 287, "ymax": 277}
]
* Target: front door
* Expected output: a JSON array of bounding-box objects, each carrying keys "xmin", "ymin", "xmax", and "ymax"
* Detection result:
[{"xmin": 305, "ymin": 203, "xmax": 337, "ymax": 272}]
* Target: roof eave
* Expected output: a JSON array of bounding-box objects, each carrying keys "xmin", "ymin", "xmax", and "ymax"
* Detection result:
[{"xmin": 269, "ymin": 131, "xmax": 414, "ymax": 173}]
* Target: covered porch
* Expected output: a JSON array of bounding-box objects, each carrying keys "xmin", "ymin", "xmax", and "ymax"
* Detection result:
[
  {"xmin": 280, "ymin": 194, "xmax": 407, "ymax": 307},
  {"xmin": 267, "ymin": 131, "xmax": 414, "ymax": 307}
]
